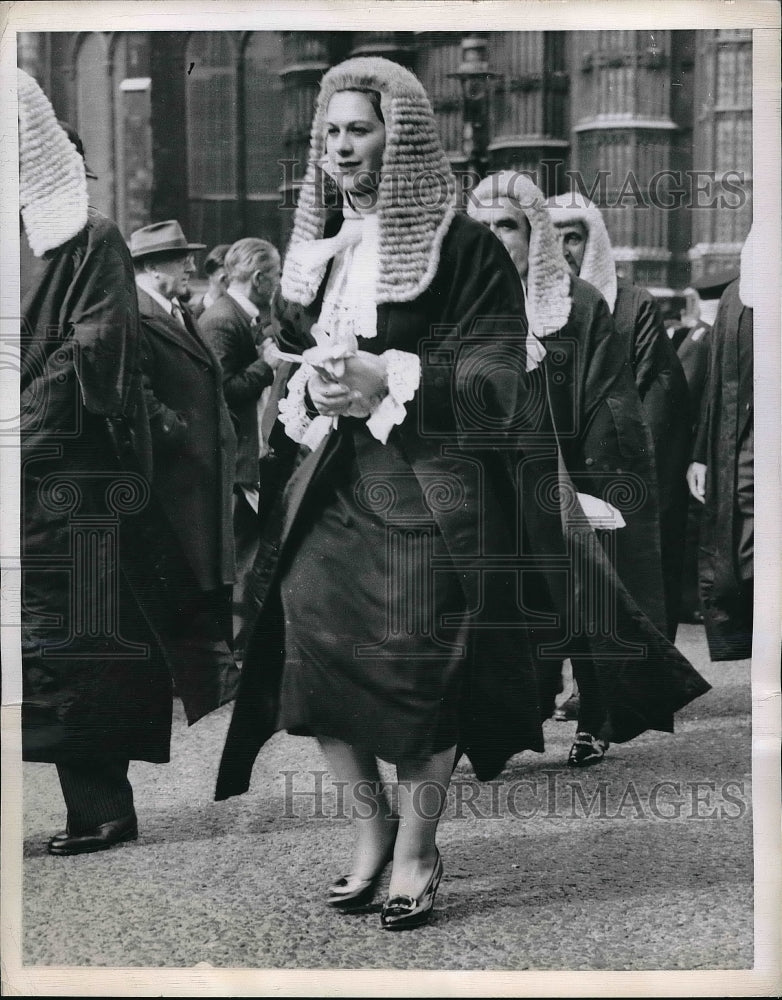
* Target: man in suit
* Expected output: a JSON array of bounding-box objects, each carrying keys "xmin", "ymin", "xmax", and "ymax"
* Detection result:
[
  {"xmin": 468, "ymin": 172, "xmax": 664, "ymax": 766},
  {"xmin": 198, "ymin": 238, "xmax": 282, "ymax": 660},
  {"xmin": 132, "ymin": 220, "xmax": 238, "ymax": 671}
]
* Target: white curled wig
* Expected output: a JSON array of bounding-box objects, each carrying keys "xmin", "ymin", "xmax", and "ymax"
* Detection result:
[
  {"xmin": 469, "ymin": 171, "xmax": 572, "ymax": 337},
  {"xmin": 281, "ymin": 56, "xmax": 457, "ymax": 307},
  {"xmin": 18, "ymin": 68, "xmax": 88, "ymax": 257},
  {"xmin": 545, "ymin": 191, "xmax": 618, "ymax": 313}
]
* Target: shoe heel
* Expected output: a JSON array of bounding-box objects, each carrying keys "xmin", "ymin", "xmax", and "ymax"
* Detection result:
[{"xmin": 380, "ymin": 850, "xmax": 443, "ymax": 931}]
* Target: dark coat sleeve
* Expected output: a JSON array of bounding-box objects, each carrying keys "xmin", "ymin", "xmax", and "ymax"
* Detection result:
[
  {"xmin": 554, "ymin": 280, "xmax": 651, "ymax": 500},
  {"xmin": 631, "ymin": 290, "xmax": 672, "ymax": 401},
  {"xmin": 198, "ymin": 303, "xmax": 273, "ymax": 407},
  {"xmin": 628, "ymin": 289, "xmax": 691, "ymax": 451},
  {"xmin": 62, "ymin": 216, "xmax": 141, "ymax": 417},
  {"xmin": 677, "ymin": 323, "xmax": 711, "ymax": 437},
  {"xmin": 20, "ymin": 212, "xmax": 140, "ymax": 420},
  {"xmin": 414, "ymin": 213, "xmax": 529, "ymax": 443},
  {"xmin": 137, "ymin": 322, "xmax": 189, "ymax": 450}
]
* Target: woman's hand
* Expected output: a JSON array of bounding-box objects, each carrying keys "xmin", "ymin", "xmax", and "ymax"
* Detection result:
[
  {"xmin": 308, "ymin": 351, "xmax": 388, "ymax": 419},
  {"xmin": 308, "ymin": 369, "xmax": 354, "ymax": 417},
  {"xmin": 340, "ymin": 351, "xmax": 388, "ymax": 409}
]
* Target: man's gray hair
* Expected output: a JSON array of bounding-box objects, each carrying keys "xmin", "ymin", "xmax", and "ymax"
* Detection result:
[{"xmin": 225, "ymin": 238, "xmax": 280, "ymax": 290}]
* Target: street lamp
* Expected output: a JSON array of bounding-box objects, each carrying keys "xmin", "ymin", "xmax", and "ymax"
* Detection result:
[{"xmin": 448, "ymin": 33, "xmax": 500, "ymax": 181}]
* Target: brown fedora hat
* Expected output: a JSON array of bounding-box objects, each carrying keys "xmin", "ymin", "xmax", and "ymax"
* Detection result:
[{"xmin": 129, "ymin": 220, "xmax": 206, "ymax": 259}]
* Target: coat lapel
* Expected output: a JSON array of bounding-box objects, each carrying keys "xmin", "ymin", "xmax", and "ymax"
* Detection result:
[{"xmin": 136, "ymin": 287, "xmax": 213, "ymax": 364}]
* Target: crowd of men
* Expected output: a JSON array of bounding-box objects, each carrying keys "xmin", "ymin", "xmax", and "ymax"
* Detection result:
[{"xmin": 18, "ymin": 69, "xmax": 753, "ymax": 856}]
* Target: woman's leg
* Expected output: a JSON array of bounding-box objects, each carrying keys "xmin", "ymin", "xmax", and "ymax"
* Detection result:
[
  {"xmin": 318, "ymin": 736, "xmax": 396, "ymax": 880},
  {"xmin": 389, "ymin": 744, "xmax": 456, "ymax": 897}
]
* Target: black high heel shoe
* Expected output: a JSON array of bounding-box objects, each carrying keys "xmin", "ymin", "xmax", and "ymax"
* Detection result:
[
  {"xmin": 380, "ymin": 849, "xmax": 443, "ymax": 931},
  {"xmin": 327, "ymin": 816, "xmax": 399, "ymax": 910},
  {"xmin": 567, "ymin": 731, "xmax": 609, "ymax": 767}
]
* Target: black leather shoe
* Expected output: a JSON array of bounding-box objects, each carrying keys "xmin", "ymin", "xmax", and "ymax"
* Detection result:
[
  {"xmin": 567, "ymin": 732, "xmax": 609, "ymax": 767},
  {"xmin": 47, "ymin": 813, "xmax": 138, "ymax": 856},
  {"xmin": 380, "ymin": 850, "xmax": 443, "ymax": 931}
]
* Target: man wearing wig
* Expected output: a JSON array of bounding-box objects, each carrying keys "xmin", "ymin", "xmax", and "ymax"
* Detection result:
[
  {"xmin": 468, "ymin": 171, "xmax": 666, "ymax": 766},
  {"xmin": 216, "ymin": 57, "xmax": 708, "ymax": 930},
  {"xmin": 546, "ymin": 193, "xmax": 691, "ymax": 642},
  {"xmin": 18, "ymin": 70, "xmax": 237, "ymax": 856}
]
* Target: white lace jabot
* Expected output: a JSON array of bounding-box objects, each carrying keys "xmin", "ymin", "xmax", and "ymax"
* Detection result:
[
  {"xmin": 277, "ymin": 210, "xmax": 421, "ymax": 450},
  {"xmin": 318, "ymin": 211, "xmax": 381, "ymax": 341}
]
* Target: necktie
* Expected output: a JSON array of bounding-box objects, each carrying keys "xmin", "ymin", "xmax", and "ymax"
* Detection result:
[{"xmin": 171, "ymin": 301, "xmax": 187, "ymax": 329}]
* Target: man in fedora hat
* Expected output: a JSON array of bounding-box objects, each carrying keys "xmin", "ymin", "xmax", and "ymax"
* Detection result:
[{"xmin": 132, "ymin": 219, "xmax": 239, "ymax": 689}]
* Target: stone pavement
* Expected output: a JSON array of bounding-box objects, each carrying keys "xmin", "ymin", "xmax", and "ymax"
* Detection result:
[{"xmin": 20, "ymin": 625, "xmax": 753, "ymax": 971}]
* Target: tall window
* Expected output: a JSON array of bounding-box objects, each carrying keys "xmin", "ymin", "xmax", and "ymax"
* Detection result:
[
  {"xmin": 692, "ymin": 30, "xmax": 752, "ymax": 253},
  {"xmin": 243, "ymin": 32, "xmax": 285, "ymax": 247},
  {"xmin": 112, "ymin": 33, "xmax": 152, "ymax": 236},
  {"xmin": 185, "ymin": 33, "xmax": 238, "ymax": 198},
  {"xmin": 415, "ymin": 35, "xmax": 464, "ymax": 162}
]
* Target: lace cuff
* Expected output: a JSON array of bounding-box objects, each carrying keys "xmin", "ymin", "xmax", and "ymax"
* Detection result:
[
  {"xmin": 277, "ymin": 363, "xmax": 336, "ymax": 451},
  {"xmin": 277, "ymin": 363, "xmax": 314, "ymax": 443},
  {"xmin": 366, "ymin": 350, "xmax": 421, "ymax": 445}
]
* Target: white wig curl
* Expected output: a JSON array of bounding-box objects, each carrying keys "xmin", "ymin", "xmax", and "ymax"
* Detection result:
[
  {"xmin": 18, "ymin": 68, "xmax": 88, "ymax": 257},
  {"xmin": 281, "ymin": 57, "xmax": 457, "ymax": 307}
]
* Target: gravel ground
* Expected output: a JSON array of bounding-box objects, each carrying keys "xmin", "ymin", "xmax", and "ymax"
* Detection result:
[{"xmin": 21, "ymin": 624, "xmax": 754, "ymax": 971}]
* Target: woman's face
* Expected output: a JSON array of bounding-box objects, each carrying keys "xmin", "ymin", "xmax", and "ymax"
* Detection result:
[{"xmin": 325, "ymin": 91, "xmax": 386, "ymax": 201}]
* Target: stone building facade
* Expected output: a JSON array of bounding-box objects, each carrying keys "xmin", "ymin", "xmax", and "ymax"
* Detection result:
[{"xmin": 18, "ymin": 29, "xmax": 752, "ymax": 294}]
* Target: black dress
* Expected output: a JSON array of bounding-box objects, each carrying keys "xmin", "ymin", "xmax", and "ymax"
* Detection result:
[{"xmin": 279, "ymin": 419, "xmax": 469, "ymax": 760}]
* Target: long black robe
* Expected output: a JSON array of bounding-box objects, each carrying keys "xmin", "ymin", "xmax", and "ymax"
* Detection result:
[
  {"xmin": 545, "ymin": 276, "xmax": 665, "ymax": 632},
  {"xmin": 692, "ymin": 280, "xmax": 753, "ymax": 660},
  {"xmin": 215, "ymin": 215, "xmax": 709, "ymax": 799},
  {"xmin": 21, "ymin": 209, "xmax": 238, "ymax": 763},
  {"xmin": 613, "ymin": 283, "xmax": 691, "ymax": 640}
]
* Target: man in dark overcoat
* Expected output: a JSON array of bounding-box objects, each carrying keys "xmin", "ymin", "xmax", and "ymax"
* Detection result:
[
  {"xmin": 469, "ymin": 172, "xmax": 665, "ymax": 766},
  {"xmin": 198, "ymin": 238, "xmax": 281, "ymax": 659},
  {"xmin": 19, "ymin": 72, "xmax": 237, "ymax": 856},
  {"xmin": 687, "ymin": 234, "xmax": 754, "ymax": 661},
  {"xmin": 132, "ymin": 220, "xmax": 237, "ymax": 602},
  {"xmin": 547, "ymin": 193, "xmax": 691, "ymax": 642},
  {"xmin": 673, "ymin": 275, "xmax": 735, "ymax": 621}
]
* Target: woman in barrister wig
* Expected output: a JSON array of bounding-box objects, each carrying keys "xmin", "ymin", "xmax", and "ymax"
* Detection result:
[{"xmin": 216, "ymin": 57, "xmax": 710, "ymax": 930}]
